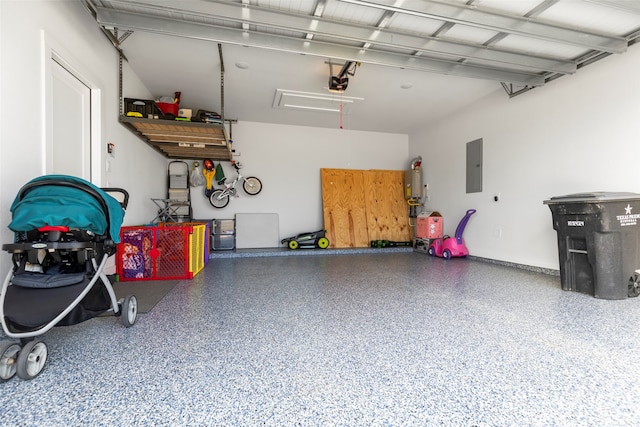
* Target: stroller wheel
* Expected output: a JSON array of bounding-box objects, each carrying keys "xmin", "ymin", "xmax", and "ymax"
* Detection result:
[
  {"xmin": 16, "ymin": 340, "xmax": 47, "ymax": 380},
  {"xmin": 122, "ymin": 294, "xmax": 138, "ymax": 328},
  {"xmin": 0, "ymin": 342, "xmax": 21, "ymax": 381}
]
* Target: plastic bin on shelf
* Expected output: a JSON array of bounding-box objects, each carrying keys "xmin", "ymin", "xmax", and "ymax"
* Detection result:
[
  {"xmin": 544, "ymin": 192, "xmax": 640, "ymax": 299},
  {"xmin": 123, "ymin": 98, "xmax": 164, "ymax": 118}
]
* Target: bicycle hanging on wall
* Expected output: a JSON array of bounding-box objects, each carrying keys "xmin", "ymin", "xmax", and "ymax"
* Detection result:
[{"xmin": 209, "ymin": 160, "xmax": 262, "ymax": 208}]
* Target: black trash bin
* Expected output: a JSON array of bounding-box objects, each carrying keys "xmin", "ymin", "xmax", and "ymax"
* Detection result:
[{"xmin": 544, "ymin": 192, "xmax": 640, "ymax": 300}]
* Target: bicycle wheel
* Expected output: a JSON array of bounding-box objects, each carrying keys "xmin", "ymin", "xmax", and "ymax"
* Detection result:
[
  {"xmin": 243, "ymin": 177, "xmax": 262, "ymax": 195},
  {"xmin": 209, "ymin": 189, "xmax": 230, "ymax": 208}
]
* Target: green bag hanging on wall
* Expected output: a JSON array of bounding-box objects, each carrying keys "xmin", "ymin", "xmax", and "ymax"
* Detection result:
[{"xmin": 215, "ymin": 162, "xmax": 226, "ymax": 183}]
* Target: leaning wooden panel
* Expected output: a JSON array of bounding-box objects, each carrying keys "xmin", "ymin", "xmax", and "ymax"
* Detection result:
[
  {"xmin": 364, "ymin": 170, "xmax": 411, "ymax": 242},
  {"xmin": 321, "ymin": 169, "xmax": 369, "ymax": 248}
]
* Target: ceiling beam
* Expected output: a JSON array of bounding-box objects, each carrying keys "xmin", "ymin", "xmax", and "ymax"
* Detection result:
[
  {"xmin": 95, "ymin": 7, "xmax": 545, "ymax": 86},
  {"xmin": 96, "ymin": 0, "xmax": 575, "ymax": 74},
  {"xmin": 584, "ymin": 0, "xmax": 640, "ymax": 14},
  {"xmin": 306, "ymin": 0, "xmax": 328, "ymax": 40},
  {"xmin": 339, "ymin": 0, "xmax": 628, "ymax": 54},
  {"xmin": 525, "ymin": 0, "xmax": 561, "ymax": 17}
]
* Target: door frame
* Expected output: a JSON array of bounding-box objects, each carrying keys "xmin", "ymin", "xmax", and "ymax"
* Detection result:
[{"xmin": 41, "ymin": 30, "xmax": 102, "ymax": 183}]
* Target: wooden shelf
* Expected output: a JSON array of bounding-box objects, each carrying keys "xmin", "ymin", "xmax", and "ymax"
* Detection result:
[{"xmin": 120, "ymin": 116, "xmax": 232, "ymax": 160}]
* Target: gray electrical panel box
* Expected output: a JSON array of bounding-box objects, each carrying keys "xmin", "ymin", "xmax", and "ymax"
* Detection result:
[{"xmin": 466, "ymin": 138, "xmax": 483, "ymax": 193}]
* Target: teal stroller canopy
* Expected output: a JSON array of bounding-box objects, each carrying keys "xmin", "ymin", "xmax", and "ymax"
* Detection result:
[{"xmin": 8, "ymin": 175, "xmax": 125, "ymax": 243}]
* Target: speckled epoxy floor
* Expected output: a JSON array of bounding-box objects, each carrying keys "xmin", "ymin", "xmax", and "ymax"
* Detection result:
[{"xmin": 2, "ymin": 252, "xmax": 640, "ymax": 426}]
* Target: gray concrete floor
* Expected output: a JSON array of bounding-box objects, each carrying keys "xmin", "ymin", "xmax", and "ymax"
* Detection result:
[{"xmin": 1, "ymin": 252, "xmax": 639, "ymax": 426}]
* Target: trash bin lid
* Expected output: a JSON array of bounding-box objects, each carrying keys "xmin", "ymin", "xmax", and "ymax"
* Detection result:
[{"xmin": 544, "ymin": 192, "xmax": 640, "ymax": 204}]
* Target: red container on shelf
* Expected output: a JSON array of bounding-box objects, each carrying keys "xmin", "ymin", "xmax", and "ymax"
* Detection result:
[{"xmin": 156, "ymin": 102, "xmax": 179, "ymax": 117}]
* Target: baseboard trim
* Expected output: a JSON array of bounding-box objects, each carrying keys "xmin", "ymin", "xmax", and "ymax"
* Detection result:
[
  {"xmin": 209, "ymin": 247, "xmax": 560, "ymax": 276},
  {"xmin": 469, "ymin": 255, "xmax": 559, "ymax": 276}
]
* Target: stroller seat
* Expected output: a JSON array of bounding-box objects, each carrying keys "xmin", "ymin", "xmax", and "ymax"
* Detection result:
[{"xmin": 0, "ymin": 175, "xmax": 137, "ymax": 381}]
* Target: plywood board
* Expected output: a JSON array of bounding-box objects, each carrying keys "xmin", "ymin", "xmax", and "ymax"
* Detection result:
[
  {"xmin": 321, "ymin": 169, "xmax": 369, "ymax": 248},
  {"xmin": 321, "ymin": 168, "xmax": 410, "ymax": 248},
  {"xmin": 364, "ymin": 170, "xmax": 411, "ymax": 242}
]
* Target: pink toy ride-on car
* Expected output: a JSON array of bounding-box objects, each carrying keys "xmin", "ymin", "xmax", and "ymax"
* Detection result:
[{"xmin": 428, "ymin": 209, "xmax": 476, "ymax": 260}]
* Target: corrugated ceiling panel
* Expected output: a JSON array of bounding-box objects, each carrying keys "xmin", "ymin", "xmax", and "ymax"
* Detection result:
[
  {"xmin": 106, "ymin": 2, "xmax": 239, "ymax": 30},
  {"xmin": 255, "ymin": 0, "xmax": 314, "ymax": 15},
  {"xmin": 387, "ymin": 13, "xmax": 448, "ymax": 36},
  {"xmin": 538, "ymin": 2, "xmax": 640, "ymax": 36},
  {"xmin": 474, "ymin": 0, "xmax": 545, "ymax": 16},
  {"xmin": 439, "ymin": 24, "xmax": 500, "ymax": 45},
  {"xmin": 113, "ymin": 2, "xmax": 163, "ymax": 17},
  {"xmin": 323, "ymin": 1, "xmax": 385, "ymax": 26}
]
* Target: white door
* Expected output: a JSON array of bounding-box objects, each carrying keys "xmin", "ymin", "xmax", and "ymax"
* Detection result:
[{"xmin": 49, "ymin": 59, "xmax": 91, "ymax": 179}]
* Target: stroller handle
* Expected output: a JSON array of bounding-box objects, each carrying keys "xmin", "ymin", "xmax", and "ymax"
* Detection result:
[{"xmin": 101, "ymin": 188, "xmax": 129, "ymax": 210}]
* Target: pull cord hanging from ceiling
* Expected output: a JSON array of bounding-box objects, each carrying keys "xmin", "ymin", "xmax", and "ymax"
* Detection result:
[
  {"xmin": 339, "ymin": 75, "xmax": 344, "ymax": 129},
  {"xmin": 328, "ymin": 61, "xmax": 360, "ymax": 130}
]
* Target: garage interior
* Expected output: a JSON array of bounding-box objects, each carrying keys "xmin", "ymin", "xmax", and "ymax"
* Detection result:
[
  {"xmin": 1, "ymin": 0, "xmax": 640, "ymax": 424},
  {"xmin": 85, "ymin": 0, "xmax": 640, "ymax": 254}
]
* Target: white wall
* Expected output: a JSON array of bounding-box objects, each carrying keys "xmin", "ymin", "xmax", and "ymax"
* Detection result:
[
  {"xmin": 410, "ymin": 46, "xmax": 640, "ymax": 270},
  {"xmin": 188, "ymin": 121, "xmax": 409, "ymax": 241},
  {"xmin": 0, "ymin": 0, "xmax": 166, "ymax": 278}
]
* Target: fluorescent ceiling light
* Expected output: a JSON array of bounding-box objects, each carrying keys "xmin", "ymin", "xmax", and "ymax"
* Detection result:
[
  {"xmin": 283, "ymin": 104, "xmax": 341, "ymax": 113},
  {"xmin": 285, "ymin": 92, "xmax": 356, "ymax": 103},
  {"xmin": 273, "ymin": 89, "xmax": 364, "ymax": 114}
]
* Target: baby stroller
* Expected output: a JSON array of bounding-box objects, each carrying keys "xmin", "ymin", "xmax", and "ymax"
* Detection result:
[{"xmin": 0, "ymin": 175, "xmax": 137, "ymax": 381}]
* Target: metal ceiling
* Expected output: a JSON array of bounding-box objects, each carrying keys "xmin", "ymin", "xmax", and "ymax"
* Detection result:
[{"xmin": 85, "ymin": 0, "xmax": 640, "ymax": 96}]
